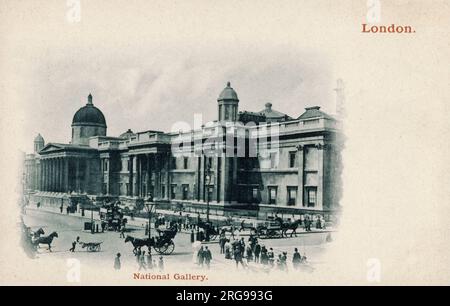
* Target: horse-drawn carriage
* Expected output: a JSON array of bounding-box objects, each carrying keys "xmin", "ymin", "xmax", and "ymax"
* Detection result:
[
  {"xmin": 125, "ymin": 226, "xmax": 177, "ymax": 255},
  {"xmin": 255, "ymin": 220, "xmax": 283, "ymax": 238}
]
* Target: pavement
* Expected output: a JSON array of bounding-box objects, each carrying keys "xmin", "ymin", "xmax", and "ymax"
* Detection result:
[{"xmin": 23, "ymin": 206, "xmax": 333, "ymax": 274}]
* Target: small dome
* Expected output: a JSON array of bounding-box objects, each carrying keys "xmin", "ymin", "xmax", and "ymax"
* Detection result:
[
  {"xmin": 120, "ymin": 129, "xmax": 135, "ymax": 138},
  {"xmin": 34, "ymin": 133, "xmax": 44, "ymax": 143},
  {"xmin": 72, "ymin": 94, "xmax": 107, "ymax": 127},
  {"xmin": 217, "ymin": 82, "xmax": 239, "ymax": 101}
]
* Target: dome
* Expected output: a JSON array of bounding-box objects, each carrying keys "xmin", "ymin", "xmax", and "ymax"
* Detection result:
[
  {"xmin": 119, "ymin": 129, "xmax": 135, "ymax": 139},
  {"xmin": 34, "ymin": 133, "xmax": 44, "ymax": 143},
  {"xmin": 72, "ymin": 94, "xmax": 107, "ymax": 127},
  {"xmin": 217, "ymin": 82, "xmax": 239, "ymax": 101}
]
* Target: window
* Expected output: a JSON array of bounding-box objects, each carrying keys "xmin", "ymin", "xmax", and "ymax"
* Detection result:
[
  {"xmin": 126, "ymin": 183, "xmax": 130, "ymax": 195},
  {"xmin": 171, "ymin": 184, "xmax": 177, "ymax": 199},
  {"xmin": 268, "ymin": 186, "xmax": 277, "ymax": 205},
  {"xmin": 289, "ymin": 152, "xmax": 297, "ymax": 168},
  {"xmin": 183, "ymin": 157, "xmax": 189, "ymax": 169},
  {"xmin": 171, "ymin": 157, "xmax": 177, "ymax": 169},
  {"xmin": 307, "ymin": 187, "xmax": 317, "ymax": 207},
  {"xmin": 182, "ymin": 184, "xmax": 189, "ymax": 200},
  {"xmin": 270, "ymin": 152, "xmax": 278, "ymax": 168},
  {"xmin": 287, "ymin": 186, "xmax": 298, "ymax": 206},
  {"xmin": 161, "ymin": 185, "xmax": 166, "ymax": 198}
]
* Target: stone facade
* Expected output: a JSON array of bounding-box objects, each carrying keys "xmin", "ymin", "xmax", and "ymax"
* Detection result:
[{"xmin": 23, "ymin": 83, "xmax": 343, "ymax": 220}]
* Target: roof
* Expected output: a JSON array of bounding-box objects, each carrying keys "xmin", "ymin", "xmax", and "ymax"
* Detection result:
[
  {"xmin": 72, "ymin": 94, "xmax": 107, "ymax": 127},
  {"xmin": 217, "ymin": 82, "xmax": 239, "ymax": 101},
  {"xmin": 297, "ymin": 106, "xmax": 334, "ymax": 120},
  {"xmin": 258, "ymin": 103, "xmax": 292, "ymax": 120},
  {"xmin": 39, "ymin": 143, "xmax": 97, "ymax": 155}
]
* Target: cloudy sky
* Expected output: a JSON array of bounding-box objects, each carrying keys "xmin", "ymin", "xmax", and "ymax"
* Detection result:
[{"xmin": 1, "ymin": 0, "xmax": 346, "ymax": 152}]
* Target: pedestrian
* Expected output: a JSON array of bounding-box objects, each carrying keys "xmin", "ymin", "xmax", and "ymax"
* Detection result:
[
  {"xmin": 119, "ymin": 225, "xmax": 126, "ymax": 238},
  {"xmin": 146, "ymin": 252, "xmax": 153, "ymax": 269},
  {"xmin": 246, "ymin": 245, "xmax": 253, "ymax": 262},
  {"xmin": 224, "ymin": 239, "xmax": 232, "ymax": 259},
  {"xmin": 197, "ymin": 246, "xmax": 205, "ymax": 267},
  {"xmin": 60, "ymin": 205, "xmax": 63, "ymax": 213},
  {"xmin": 101, "ymin": 221, "xmax": 106, "ymax": 233},
  {"xmin": 203, "ymin": 246, "xmax": 212, "ymax": 269},
  {"xmin": 268, "ymin": 248, "xmax": 275, "ymax": 267},
  {"xmin": 219, "ymin": 235, "xmax": 225, "ymax": 254},
  {"xmin": 281, "ymin": 252, "xmax": 288, "ymax": 272},
  {"xmin": 114, "ymin": 253, "xmax": 121, "ymax": 270},
  {"xmin": 254, "ymin": 242, "xmax": 261, "ymax": 263},
  {"xmin": 234, "ymin": 247, "xmax": 245, "ymax": 269},
  {"xmin": 292, "ymin": 248, "xmax": 302, "ymax": 270},
  {"xmin": 138, "ymin": 251, "xmax": 147, "ymax": 270},
  {"xmin": 158, "ymin": 256, "xmax": 164, "ymax": 271},
  {"xmin": 69, "ymin": 240, "xmax": 76, "ymax": 252},
  {"xmin": 37, "ymin": 202, "xmax": 41, "ymax": 209},
  {"xmin": 190, "ymin": 230, "xmax": 195, "ymax": 243}
]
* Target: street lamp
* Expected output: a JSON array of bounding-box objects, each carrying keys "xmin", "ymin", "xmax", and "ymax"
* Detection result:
[
  {"xmin": 145, "ymin": 195, "xmax": 156, "ymax": 254},
  {"xmin": 205, "ymin": 163, "xmax": 212, "ymax": 241}
]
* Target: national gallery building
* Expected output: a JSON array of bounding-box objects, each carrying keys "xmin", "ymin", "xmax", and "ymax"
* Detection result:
[{"xmin": 23, "ymin": 82, "xmax": 343, "ymax": 219}]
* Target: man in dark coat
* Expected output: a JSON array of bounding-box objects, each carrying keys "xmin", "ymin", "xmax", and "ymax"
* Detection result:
[
  {"xmin": 203, "ymin": 246, "xmax": 212, "ymax": 269},
  {"xmin": 292, "ymin": 248, "xmax": 302, "ymax": 270},
  {"xmin": 234, "ymin": 247, "xmax": 245, "ymax": 269},
  {"xmin": 114, "ymin": 253, "xmax": 121, "ymax": 270},
  {"xmin": 254, "ymin": 242, "xmax": 261, "ymax": 263}
]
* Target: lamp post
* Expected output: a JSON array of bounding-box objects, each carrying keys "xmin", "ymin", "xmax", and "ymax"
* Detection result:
[
  {"xmin": 205, "ymin": 163, "xmax": 212, "ymax": 241},
  {"xmin": 145, "ymin": 195, "xmax": 155, "ymax": 254}
]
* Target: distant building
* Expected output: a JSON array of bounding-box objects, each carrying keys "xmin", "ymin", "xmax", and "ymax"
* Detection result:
[{"xmin": 23, "ymin": 82, "xmax": 343, "ymax": 219}]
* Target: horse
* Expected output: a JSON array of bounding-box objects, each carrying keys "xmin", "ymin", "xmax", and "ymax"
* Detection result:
[
  {"xmin": 275, "ymin": 218, "xmax": 302, "ymax": 237},
  {"xmin": 31, "ymin": 228, "xmax": 45, "ymax": 239},
  {"xmin": 33, "ymin": 232, "xmax": 58, "ymax": 252},
  {"xmin": 124, "ymin": 235, "xmax": 154, "ymax": 254}
]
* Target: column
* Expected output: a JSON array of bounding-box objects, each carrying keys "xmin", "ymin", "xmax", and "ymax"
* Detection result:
[
  {"xmin": 146, "ymin": 154, "xmax": 151, "ymax": 197},
  {"xmin": 316, "ymin": 143, "xmax": 324, "ymax": 210},
  {"xmin": 135, "ymin": 155, "xmax": 141, "ymax": 197},
  {"xmin": 38, "ymin": 162, "xmax": 42, "ymax": 191},
  {"xmin": 128, "ymin": 155, "xmax": 134, "ymax": 196},
  {"xmin": 297, "ymin": 145, "xmax": 304, "ymax": 207},
  {"xmin": 166, "ymin": 153, "xmax": 171, "ymax": 199},
  {"xmin": 43, "ymin": 159, "xmax": 48, "ymax": 191},
  {"xmin": 41, "ymin": 160, "xmax": 45, "ymax": 191},
  {"xmin": 63, "ymin": 158, "xmax": 69, "ymax": 192},
  {"xmin": 84, "ymin": 158, "xmax": 90, "ymax": 194},
  {"xmin": 154, "ymin": 154, "xmax": 161, "ymax": 199},
  {"xmin": 75, "ymin": 157, "xmax": 80, "ymax": 193}
]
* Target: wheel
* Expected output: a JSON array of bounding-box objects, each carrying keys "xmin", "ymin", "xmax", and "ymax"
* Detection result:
[
  {"xmin": 88, "ymin": 245, "xmax": 94, "ymax": 252},
  {"xmin": 154, "ymin": 244, "xmax": 167, "ymax": 254},
  {"xmin": 163, "ymin": 241, "xmax": 175, "ymax": 255}
]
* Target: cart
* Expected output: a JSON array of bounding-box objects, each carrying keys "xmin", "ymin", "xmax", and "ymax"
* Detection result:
[{"xmin": 81, "ymin": 242, "xmax": 102, "ymax": 252}]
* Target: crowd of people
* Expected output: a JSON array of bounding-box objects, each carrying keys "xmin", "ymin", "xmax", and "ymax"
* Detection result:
[{"xmin": 218, "ymin": 233, "xmax": 308, "ymax": 272}]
